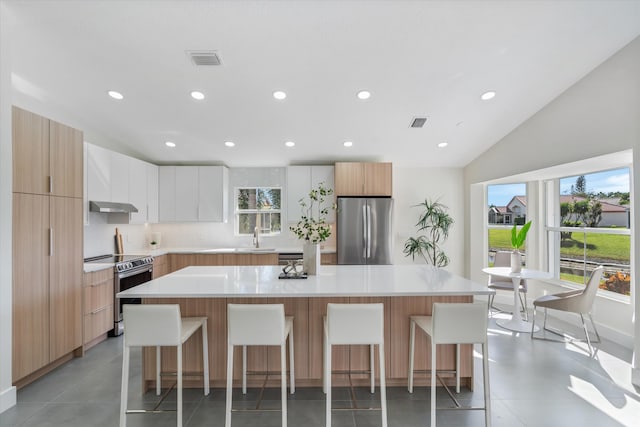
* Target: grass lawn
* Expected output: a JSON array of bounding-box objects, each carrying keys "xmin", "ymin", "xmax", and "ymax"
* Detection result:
[{"xmin": 488, "ymin": 228, "xmax": 630, "ymax": 263}]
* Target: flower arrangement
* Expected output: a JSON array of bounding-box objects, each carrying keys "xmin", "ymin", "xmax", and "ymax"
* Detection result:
[{"xmin": 289, "ymin": 182, "xmax": 336, "ymax": 243}]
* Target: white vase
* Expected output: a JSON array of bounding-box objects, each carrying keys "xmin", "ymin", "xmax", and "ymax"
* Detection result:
[
  {"xmin": 510, "ymin": 250, "xmax": 522, "ymax": 273},
  {"xmin": 303, "ymin": 242, "xmax": 321, "ymax": 275}
]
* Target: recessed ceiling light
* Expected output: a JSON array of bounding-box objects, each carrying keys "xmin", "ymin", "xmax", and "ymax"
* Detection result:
[
  {"xmin": 273, "ymin": 91, "xmax": 287, "ymax": 100},
  {"xmin": 107, "ymin": 90, "xmax": 123, "ymax": 100},
  {"xmin": 343, "ymin": 141, "xmax": 353, "ymax": 147},
  {"xmin": 285, "ymin": 141, "xmax": 295, "ymax": 147},
  {"xmin": 356, "ymin": 90, "xmax": 371, "ymax": 100},
  {"xmin": 480, "ymin": 91, "xmax": 496, "ymax": 101},
  {"xmin": 190, "ymin": 91, "xmax": 205, "ymax": 100},
  {"xmin": 438, "ymin": 142, "xmax": 448, "ymax": 148},
  {"xmin": 165, "ymin": 141, "xmax": 176, "ymax": 148},
  {"xmin": 224, "ymin": 141, "xmax": 235, "ymax": 147}
]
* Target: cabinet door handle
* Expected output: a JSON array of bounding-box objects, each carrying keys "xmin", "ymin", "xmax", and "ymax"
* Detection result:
[
  {"xmin": 91, "ymin": 306, "xmax": 108, "ymax": 315},
  {"xmin": 49, "ymin": 176, "xmax": 53, "ymax": 193},
  {"xmin": 49, "ymin": 228, "xmax": 53, "ymax": 256}
]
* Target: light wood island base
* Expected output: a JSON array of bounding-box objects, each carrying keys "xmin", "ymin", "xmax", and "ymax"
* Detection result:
[{"xmin": 142, "ymin": 295, "xmax": 474, "ymax": 390}]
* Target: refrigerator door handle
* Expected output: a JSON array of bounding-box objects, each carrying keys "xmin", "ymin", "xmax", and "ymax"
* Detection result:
[
  {"xmin": 366, "ymin": 204, "xmax": 372, "ymax": 258},
  {"xmin": 362, "ymin": 205, "xmax": 368, "ymax": 258}
]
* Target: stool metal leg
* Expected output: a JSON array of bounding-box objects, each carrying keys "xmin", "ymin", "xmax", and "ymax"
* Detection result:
[
  {"xmin": 242, "ymin": 345, "xmax": 247, "ymax": 395},
  {"xmin": 379, "ymin": 343, "xmax": 388, "ymax": 427},
  {"xmin": 483, "ymin": 342, "xmax": 492, "ymax": 427},
  {"xmin": 202, "ymin": 320, "xmax": 210, "ymax": 395},
  {"xmin": 119, "ymin": 344, "xmax": 130, "ymax": 427},
  {"xmin": 408, "ymin": 319, "xmax": 415, "ymax": 393},
  {"xmin": 430, "ymin": 338, "xmax": 437, "ymax": 427},
  {"xmin": 289, "ymin": 325, "xmax": 295, "ymax": 394},
  {"xmin": 225, "ymin": 344, "xmax": 234, "ymax": 427},
  {"xmin": 325, "ymin": 342, "xmax": 332, "ymax": 427},
  {"xmin": 370, "ymin": 344, "xmax": 375, "ymax": 393},
  {"xmin": 456, "ymin": 344, "xmax": 460, "ymax": 394},
  {"xmin": 177, "ymin": 344, "xmax": 183, "ymax": 427},
  {"xmin": 281, "ymin": 342, "xmax": 288, "ymax": 427},
  {"xmin": 156, "ymin": 346, "xmax": 161, "ymax": 396}
]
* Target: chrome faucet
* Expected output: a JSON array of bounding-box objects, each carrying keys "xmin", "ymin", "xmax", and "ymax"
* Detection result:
[{"xmin": 253, "ymin": 226, "xmax": 260, "ymax": 248}]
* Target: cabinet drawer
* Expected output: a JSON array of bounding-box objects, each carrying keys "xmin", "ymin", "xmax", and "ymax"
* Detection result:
[
  {"xmin": 83, "ymin": 305, "xmax": 113, "ymax": 344},
  {"xmin": 83, "ymin": 279, "xmax": 113, "ymax": 315}
]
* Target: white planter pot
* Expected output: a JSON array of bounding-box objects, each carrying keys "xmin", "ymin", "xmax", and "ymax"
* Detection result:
[
  {"xmin": 303, "ymin": 242, "xmax": 321, "ymax": 275},
  {"xmin": 510, "ymin": 250, "xmax": 522, "ymax": 273}
]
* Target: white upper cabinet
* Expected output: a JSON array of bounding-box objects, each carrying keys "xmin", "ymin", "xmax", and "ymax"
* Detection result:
[
  {"xmin": 109, "ymin": 151, "xmax": 129, "ymax": 203},
  {"xmin": 128, "ymin": 157, "xmax": 148, "ymax": 224},
  {"xmin": 198, "ymin": 166, "xmax": 229, "ymax": 222},
  {"xmin": 175, "ymin": 166, "xmax": 199, "ymax": 222},
  {"xmin": 286, "ymin": 165, "xmax": 335, "ymax": 224},
  {"xmin": 86, "ymin": 142, "xmax": 159, "ymax": 224},
  {"xmin": 147, "ymin": 163, "xmax": 159, "ymax": 223},
  {"xmin": 158, "ymin": 166, "xmax": 229, "ymax": 223},
  {"xmin": 86, "ymin": 143, "xmax": 111, "ymax": 203},
  {"xmin": 158, "ymin": 166, "xmax": 176, "ymax": 222}
]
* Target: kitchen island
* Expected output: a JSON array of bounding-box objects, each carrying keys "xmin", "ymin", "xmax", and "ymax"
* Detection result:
[{"xmin": 117, "ymin": 264, "xmax": 493, "ymax": 390}]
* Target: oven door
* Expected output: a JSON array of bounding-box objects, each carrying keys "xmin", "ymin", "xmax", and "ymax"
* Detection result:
[{"xmin": 111, "ymin": 264, "xmax": 153, "ymax": 336}]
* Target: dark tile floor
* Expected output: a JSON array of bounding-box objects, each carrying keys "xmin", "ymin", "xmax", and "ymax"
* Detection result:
[{"xmin": 2, "ymin": 313, "xmax": 639, "ymax": 426}]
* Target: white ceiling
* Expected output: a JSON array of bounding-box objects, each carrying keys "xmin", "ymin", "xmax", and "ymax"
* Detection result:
[{"xmin": 6, "ymin": 0, "xmax": 640, "ymax": 168}]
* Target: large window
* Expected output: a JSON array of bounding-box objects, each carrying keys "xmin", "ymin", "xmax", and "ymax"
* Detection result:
[
  {"xmin": 547, "ymin": 168, "xmax": 631, "ymax": 297},
  {"xmin": 487, "ymin": 183, "xmax": 527, "ymax": 266},
  {"xmin": 235, "ymin": 187, "xmax": 282, "ymax": 235}
]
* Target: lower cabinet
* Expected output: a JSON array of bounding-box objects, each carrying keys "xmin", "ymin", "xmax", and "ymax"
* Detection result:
[
  {"xmin": 153, "ymin": 254, "xmax": 169, "ymax": 279},
  {"xmin": 83, "ymin": 268, "xmax": 114, "ymax": 349}
]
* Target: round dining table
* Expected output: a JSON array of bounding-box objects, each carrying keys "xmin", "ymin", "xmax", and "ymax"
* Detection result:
[{"xmin": 482, "ymin": 267, "xmax": 552, "ymax": 332}]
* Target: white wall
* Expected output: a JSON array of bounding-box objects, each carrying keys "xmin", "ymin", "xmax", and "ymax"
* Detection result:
[
  {"xmin": 393, "ymin": 167, "xmax": 465, "ymax": 274},
  {"xmin": 0, "ymin": 1, "xmax": 16, "ymax": 413},
  {"xmin": 464, "ymin": 37, "xmax": 639, "ymax": 377}
]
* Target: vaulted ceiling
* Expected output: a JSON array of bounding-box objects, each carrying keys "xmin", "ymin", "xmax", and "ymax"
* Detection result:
[{"xmin": 7, "ymin": 0, "xmax": 640, "ymax": 167}]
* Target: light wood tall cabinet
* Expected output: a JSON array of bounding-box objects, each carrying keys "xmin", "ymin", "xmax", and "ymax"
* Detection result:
[
  {"xmin": 13, "ymin": 106, "xmax": 83, "ymax": 198},
  {"xmin": 12, "ymin": 106, "xmax": 83, "ymax": 386},
  {"xmin": 334, "ymin": 162, "xmax": 392, "ymax": 197}
]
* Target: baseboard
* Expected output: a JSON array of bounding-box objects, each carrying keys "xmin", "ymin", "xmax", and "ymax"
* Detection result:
[{"xmin": 0, "ymin": 385, "xmax": 17, "ymax": 414}]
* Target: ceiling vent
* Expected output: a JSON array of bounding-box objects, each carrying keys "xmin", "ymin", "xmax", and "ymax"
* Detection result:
[
  {"xmin": 410, "ymin": 117, "xmax": 427, "ymax": 128},
  {"xmin": 186, "ymin": 50, "xmax": 222, "ymax": 66}
]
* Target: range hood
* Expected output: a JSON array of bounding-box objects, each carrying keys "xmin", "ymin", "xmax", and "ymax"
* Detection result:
[{"xmin": 89, "ymin": 201, "xmax": 138, "ymax": 214}]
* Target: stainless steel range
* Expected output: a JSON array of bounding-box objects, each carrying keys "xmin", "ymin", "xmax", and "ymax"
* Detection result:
[{"xmin": 84, "ymin": 254, "xmax": 154, "ymax": 336}]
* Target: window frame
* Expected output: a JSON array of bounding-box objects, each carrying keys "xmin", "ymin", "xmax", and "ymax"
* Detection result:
[{"xmin": 234, "ymin": 186, "xmax": 282, "ymax": 236}]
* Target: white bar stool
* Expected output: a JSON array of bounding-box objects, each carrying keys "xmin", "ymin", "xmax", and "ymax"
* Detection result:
[
  {"xmin": 324, "ymin": 303, "xmax": 387, "ymax": 427},
  {"xmin": 226, "ymin": 304, "xmax": 295, "ymax": 427},
  {"xmin": 119, "ymin": 304, "xmax": 209, "ymax": 427},
  {"xmin": 408, "ymin": 302, "xmax": 491, "ymax": 427}
]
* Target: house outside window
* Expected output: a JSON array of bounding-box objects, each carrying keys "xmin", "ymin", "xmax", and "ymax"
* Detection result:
[
  {"xmin": 487, "ymin": 183, "xmax": 527, "ymax": 266},
  {"xmin": 235, "ymin": 187, "xmax": 282, "ymax": 235},
  {"xmin": 546, "ymin": 168, "xmax": 631, "ymax": 297}
]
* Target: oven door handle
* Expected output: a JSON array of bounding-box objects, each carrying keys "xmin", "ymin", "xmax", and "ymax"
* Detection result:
[{"xmin": 117, "ymin": 265, "xmax": 153, "ymax": 279}]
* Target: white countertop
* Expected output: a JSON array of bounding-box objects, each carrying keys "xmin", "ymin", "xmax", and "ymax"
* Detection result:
[
  {"xmin": 116, "ymin": 264, "xmax": 493, "ymax": 298},
  {"xmin": 84, "ymin": 247, "xmax": 335, "ymax": 273}
]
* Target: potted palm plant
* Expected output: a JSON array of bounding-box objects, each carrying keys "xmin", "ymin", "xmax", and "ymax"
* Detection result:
[
  {"xmin": 289, "ymin": 182, "xmax": 336, "ymax": 275},
  {"xmin": 403, "ymin": 199, "xmax": 453, "ymax": 267},
  {"xmin": 510, "ymin": 220, "xmax": 532, "ymax": 273}
]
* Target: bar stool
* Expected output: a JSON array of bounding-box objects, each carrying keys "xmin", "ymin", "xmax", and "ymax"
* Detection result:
[
  {"xmin": 119, "ymin": 304, "xmax": 209, "ymax": 427},
  {"xmin": 408, "ymin": 302, "xmax": 491, "ymax": 427},
  {"xmin": 324, "ymin": 303, "xmax": 387, "ymax": 427},
  {"xmin": 226, "ymin": 304, "xmax": 295, "ymax": 427}
]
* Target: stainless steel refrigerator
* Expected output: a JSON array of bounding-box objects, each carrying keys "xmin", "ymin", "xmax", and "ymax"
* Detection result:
[{"xmin": 337, "ymin": 197, "xmax": 393, "ymax": 265}]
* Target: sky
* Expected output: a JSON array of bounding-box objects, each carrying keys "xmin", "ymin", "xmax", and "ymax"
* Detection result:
[{"xmin": 488, "ymin": 167, "xmax": 630, "ymax": 206}]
